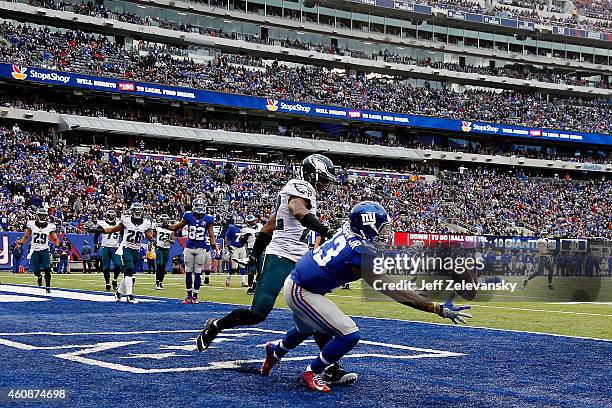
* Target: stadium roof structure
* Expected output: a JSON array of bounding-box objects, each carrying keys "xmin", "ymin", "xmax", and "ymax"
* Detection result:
[{"xmin": 59, "ymin": 115, "xmax": 423, "ymax": 160}]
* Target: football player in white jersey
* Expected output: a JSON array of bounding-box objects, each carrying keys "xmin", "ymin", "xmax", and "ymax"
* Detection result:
[
  {"xmin": 154, "ymin": 214, "xmax": 175, "ymax": 290},
  {"xmin": 15, "ymin": 208, "xmax": 61, "ymax": 293},
  {"xmin": 196, "ymin": 154, "xmax": 356, "ymax": 384},
  {"xmin": 96, "ymin": 203, "xmax": 154, "ymax": 304},
  {"xmin": 94, "ymin": 209, "xmax": 122, "ymax": 292},
  {"xmin": 242, "ymin": 214, "xmax": 262, "ymax": 294}
]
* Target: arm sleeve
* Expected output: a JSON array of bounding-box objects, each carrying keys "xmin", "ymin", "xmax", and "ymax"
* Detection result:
[{"xmin": 300, "ymin": 213, "xmax": 331, "ymax": 239}]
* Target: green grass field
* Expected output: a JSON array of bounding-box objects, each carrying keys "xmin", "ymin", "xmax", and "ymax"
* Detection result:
[{"xmin": 1, "ymin": 272, "xmax": 611, "ymax": 340}]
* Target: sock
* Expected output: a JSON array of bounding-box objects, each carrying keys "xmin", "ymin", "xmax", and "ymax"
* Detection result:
[
  {"xmin": 274, "ymin": 327, "xmax": 309, "ymax": 359},
  {"xmin": 103, "ymin": 270, "xmax": 110, "ymax": 285},
  {"xmin": 113, "ymin": 268, "xmax": 121, "ymax": 281},
  {"xmin": 204, "ymin": 271, "xmax": 210, "ymax": 285},
  {"xmin": 124, "ymin": 273, "xmax": 134, "ymax": 296},
  {"xmin": 240, "ymin": 269, "xmax": 246, "ymax": 284},
  {"xmin": 44, "ymin": 268, "xmax": 51, "ymax": 289},
  {"xmin": 248, "ymin": 273, "xmax": 254, "ymax": 287},
  {"xmin": 309, "ymin": 331, "xmax": 360, "ymax": 374},
  {"xmin": 216, "ymin": 308, "xmax": 263, "ymax": 331},
  {"xmin": 118, "ymin": 276, "xmax": 127, "ymax": 295},
  {"xmin": 193, "ymin": 273, "xmax": 202, "ymax": 298},
  {"xmin": 186, "ymin": 272, "xmax": 193, "ymax": 297}
]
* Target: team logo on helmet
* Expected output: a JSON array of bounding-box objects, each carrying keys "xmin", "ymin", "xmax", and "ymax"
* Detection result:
[
  {"xmin": 11, "ymin": 65, "xmax": 28, "ymax": 80},
  {"xmin": 266, "ymin": 99, "xmax": 279, "ymax": 112}
]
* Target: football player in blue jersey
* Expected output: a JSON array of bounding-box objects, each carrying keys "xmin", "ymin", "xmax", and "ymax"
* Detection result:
[
  {"xmin": 260, "ymin": 201, "xmax": 473, "ymax": 392},
  {"xmin": 225, "ymin": 217, "xmax": 248, "ymax": 288},
  {"xmin": 168, "ymin": 198, "xmax": 219, "ymax": 304}
]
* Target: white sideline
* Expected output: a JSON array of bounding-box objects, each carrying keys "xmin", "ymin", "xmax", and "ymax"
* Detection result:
[{"xmin": 0, "ymin": 284, "xmax": 159, "ymax": 302}]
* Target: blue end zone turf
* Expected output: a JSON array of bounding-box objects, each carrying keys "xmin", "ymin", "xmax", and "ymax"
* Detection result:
[{"xmin": 0, "ymin": 284, "xmax": 610, "ymax": 408}]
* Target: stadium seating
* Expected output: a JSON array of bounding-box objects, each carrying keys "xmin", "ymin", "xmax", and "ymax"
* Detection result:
[
  {"xmin": 1, "ymin": 125, "xmax": 609, "ymax": 238},
  {"xmin": 0, "ymin": 22, "xmax": 610, "ymax": 134}
]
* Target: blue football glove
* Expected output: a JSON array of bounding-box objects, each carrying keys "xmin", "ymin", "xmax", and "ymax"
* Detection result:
[{"xmin": 438, "ymin": 294, "xmax": 472, "ymax": 324}]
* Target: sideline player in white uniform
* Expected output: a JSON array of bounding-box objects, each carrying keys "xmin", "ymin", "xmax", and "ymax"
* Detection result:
[
  {"xmin": 96, "ymin": 203, "xmax": 154, "ymax": 304},
  {"xmin": 242, "ymin": 214, "xmax": 262, "ymax": 294},
  {"xmin": 154, "ymin": 214, "xmax": 175, "ymax": 290},
  {"xmin": 15, "ymin": 208, "xmax": 61, "ymax": 293},
  {"xmin": 94, "ymin": 209, "xmax": 122, "ymax": 291},
  {"xmin": 196, "ymin": 154, "xmax": 357, "ymax": 385},
  {"xmin": 260, "ymin": 202, "xmax": 472, "ymax": 392}
]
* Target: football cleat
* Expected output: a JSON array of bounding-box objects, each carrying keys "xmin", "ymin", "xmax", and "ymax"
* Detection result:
[
  {"xmin": 182, "ymin": 297, "xmax": 193, "ymax": 304},
  {"xmin": 241, "ymin": 283, "xmax": 248, "ymax": 288},
  {"xmin": 548, "ymin": 284, "xmax": 554, "ymax": 290},
  {"xmin": 247, "ymin": 287, "xmax": 255, "ymax": 295},
  {"xmin": 322, "ymin": 363, "xmax": 358, "ymax": 385},
  {"xmin": 126, "ymin": 295, "xmax": 138, "ymax": 304},
  {"xmin": 195, "ymin": 319, "xmax": 219, "ymax": 352},
  {"xmin": 522, "ymin": 279, "xmax": 528, "ymax": 289},
  {"xmin": 115, "ymin": 291, "xmax": 122, "ymax": 302},
  {"xmin": 45, "ymin": 287, "xmax": 51, "ymax": 294},
  {"xmin": 155, "ymin": 283, "xmax": 162, "ymax": 290},
  {"xmin": 105, "ymin": 284, "xmax": 111, "ymax": 292},
  {"xmin": 159, "ymin": 282, "xmax": 163, "ymax": 289},
  {"xmin": 192, "ymin": 297, "xmax": 200, "ymax": 304},
  {"xmin": 302, "ymin": 370, "xmax": 330, "ymax": 392},
  {"xmin": 112, "ymin": 280, "xmax": 118, "ymax": 290},
  {"xmin": 261, "ymin": 343, "xmax": 279, "ymax": 375}
]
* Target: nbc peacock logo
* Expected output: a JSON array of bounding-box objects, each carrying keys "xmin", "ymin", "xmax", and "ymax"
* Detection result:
[
  {"xmin": 461, "ymin": 121, "xmax": 472, "ymax": 132},
  {"xmin": 266, "ymin": 99, "xmax": 279, "ymax": 112},
  {"xmin": 11, "ymin": 65, "xmax": 28, "ymax": 80}
]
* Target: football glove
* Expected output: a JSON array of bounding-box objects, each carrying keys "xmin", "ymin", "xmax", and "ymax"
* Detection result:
[
  {"xmin": 235, "ymin": 255, "xmax": 257, "ymax": 267},
  {"xmin": 438, "ymin": 294, "xmax": 472, "ymax": 324}
]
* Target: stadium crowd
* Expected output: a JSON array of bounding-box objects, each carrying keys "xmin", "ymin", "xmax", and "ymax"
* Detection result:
[
  {"xmin": 1, "ymin": 91, "xmax": 610, "ymax": 165},
  {"xmin": 1, "ymin": 125, "xmax": 610, "ymax": 238},
  {"xmin": 3, "ymin": 16, "xmax": 609, "ymax": 92},
  {"xmin": 0, "ymin": 22, "xmax": 610, "ymax": 134},
  {"xmin": 20, "ymin": 0, "xmax": 612, "ymax": 35}
]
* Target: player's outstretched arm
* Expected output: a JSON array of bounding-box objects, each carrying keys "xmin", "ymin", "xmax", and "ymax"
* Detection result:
[
  {"xmin": 208, "ymin": 223, "xmax": 219, "ymax": 253},
  {"xmin": 360, "ymin": 267, "xmax": 472, "ymax": 324},
  {"xmin": 99, "ymin": 223, "xmax": 124, "ymax": 234},
  {"xmin": 245, "ymin": 213, "xmax": 276, "ymax": 265},
  {"xmin": 288, "ymin": 196, "xmax": 331, "ymax": 239},
  {"xmin": 49, "ymin": 231, "xmax": 61, "ymax": 247},
  {"xmin": 167, "ymin": 219, "xmax": 187, "ymax": 232},
  {"xmin": 16, "ymin": 227, "xmax": 32, "ymax": 245}
]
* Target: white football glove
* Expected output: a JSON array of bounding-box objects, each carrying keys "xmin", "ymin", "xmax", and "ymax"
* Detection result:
[{"xmin": 438, "ymin": 294, "xmax": 472, "ymax": 324}]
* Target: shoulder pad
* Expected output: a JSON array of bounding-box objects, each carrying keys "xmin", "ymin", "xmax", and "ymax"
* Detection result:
[{"xmin": 285, "ymin": 179, "xmax": 316, "ymax": 200}]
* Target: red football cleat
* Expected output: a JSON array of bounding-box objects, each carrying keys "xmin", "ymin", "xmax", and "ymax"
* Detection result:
[
  {"xmin": 191, "ymin": 297, "xmax": 200, "ymax": 304},
  {"xmin": 182, "ymin": 297, "xmax": 192, "ymax": 304},
  {"xmin": 261, "ymin": 343, "xmax": 279, "ymax": 375},
  {"xmin": 302, "ymin": 370, "xmax": 331, "ymax": 392}
]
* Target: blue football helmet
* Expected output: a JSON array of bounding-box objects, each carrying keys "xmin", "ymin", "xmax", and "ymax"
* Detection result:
[
  {"xmin": 348, "ymin": 201, "xmax": 393, "ymax": 245},
  {"xmin": 192, "ymin": 198, "xmax": 206, "ymax": 215}
]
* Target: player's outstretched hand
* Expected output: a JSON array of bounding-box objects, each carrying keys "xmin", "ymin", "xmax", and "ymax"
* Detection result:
[
  {"xmin": 236, "ymin": 256, "xmax": 257, "ymax": 267},
  {"xmin": 439, "ymin": 294, "xmax": 472, "ymax": 324}
]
